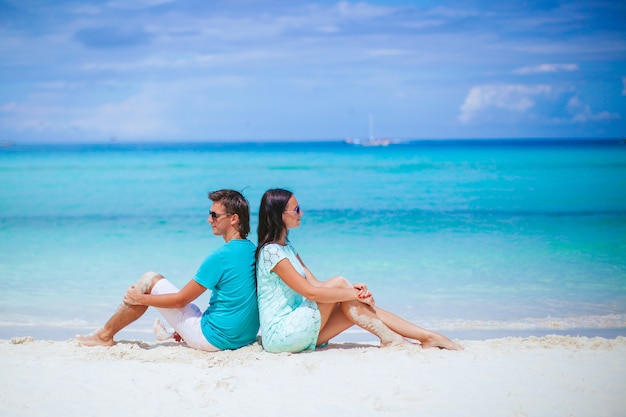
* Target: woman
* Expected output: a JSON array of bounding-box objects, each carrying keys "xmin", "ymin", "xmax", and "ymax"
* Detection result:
[{"xmin": 255, "ymin": 188, "xmax": 462, "ymax": 353}]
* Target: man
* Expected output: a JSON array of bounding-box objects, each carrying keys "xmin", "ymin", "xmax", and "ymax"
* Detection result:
[{"xmin": 77, "ymin": 189, "xmax": 259, "ymax": 351}]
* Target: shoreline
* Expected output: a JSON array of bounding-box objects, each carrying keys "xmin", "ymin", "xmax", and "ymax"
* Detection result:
[
  {"xmin": 1, "ymin": 335, "xmax": 625, "ymax": 417},
  {"xmin": 2, "ymin": 323, "xmax": 626, "ymax": 344}
]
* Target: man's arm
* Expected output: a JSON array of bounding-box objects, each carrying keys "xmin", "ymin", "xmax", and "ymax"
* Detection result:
[{"xmin": 124, "ymin": 279, "xmax": 206, "ymax": 308}]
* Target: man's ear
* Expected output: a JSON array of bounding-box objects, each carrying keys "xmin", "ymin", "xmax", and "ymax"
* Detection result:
[{"xmin": 229, "ymin": 213, "xmax": 239, "ymax": 226}]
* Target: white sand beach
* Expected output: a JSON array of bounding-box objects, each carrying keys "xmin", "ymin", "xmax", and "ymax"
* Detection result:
[{"xmin": 1, "ymin": 335, "xmax": 624, "ymax": 417}]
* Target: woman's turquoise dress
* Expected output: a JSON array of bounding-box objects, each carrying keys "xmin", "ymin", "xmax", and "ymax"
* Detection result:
[{"xmin": 256, "ymin": 242, "xmax": 321, "ymax": 353}]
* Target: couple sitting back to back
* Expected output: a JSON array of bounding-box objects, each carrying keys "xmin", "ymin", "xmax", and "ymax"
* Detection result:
[{"xmin": 78, "ymin": 188, "xmax": 462, "ymax": 352}]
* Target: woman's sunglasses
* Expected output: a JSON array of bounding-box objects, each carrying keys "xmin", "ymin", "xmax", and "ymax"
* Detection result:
[{"xmin": 284, "ymin": 206, "xmax": 301, "ymax": 215}]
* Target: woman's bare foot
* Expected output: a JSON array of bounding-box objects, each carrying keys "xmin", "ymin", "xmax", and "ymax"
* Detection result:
[
  {"xmin": 421, "ymin": 334, "xmax": 464, "ymax": 350},
  {"xmin": 75, "ymin": 330, "xmax": 114, "ymax": 347},
  {"xmin": 380, "ymin": 334, "xmax": 411, "ymax": 348}
]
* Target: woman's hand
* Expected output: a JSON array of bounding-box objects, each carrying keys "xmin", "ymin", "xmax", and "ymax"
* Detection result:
[
  {"xmin": 353, "ymin": 283, "xmax": 375, "ymax": 306},
  {"xmin": 353, "ymin": 283, "xmax": 370, "ymax": 299},
  {"xmin": 358, "ymin": 293, "xmax": 376, "ymax": 307},
  {"xmin": 123, "ymin": 285, "xmax": 144, "ymax": 306}
]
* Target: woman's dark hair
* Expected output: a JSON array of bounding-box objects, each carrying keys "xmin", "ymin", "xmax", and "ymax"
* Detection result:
[
  {"xmin": 208, "ymin": 189, "xmax": 251, "ymax": 239},
  {"xmin": 256, "ymin": 188, "xmax": 293, "ymax": 259}
]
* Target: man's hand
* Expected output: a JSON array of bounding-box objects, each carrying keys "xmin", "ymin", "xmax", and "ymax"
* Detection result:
[{"xmin": 123, "ymin": 285, "xmax": 144, "ymax": 306}]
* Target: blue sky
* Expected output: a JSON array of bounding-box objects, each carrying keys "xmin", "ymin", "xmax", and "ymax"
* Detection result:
[{"xmin": 1, "ymin": 0, "xmax": 624, "ymax": 143}]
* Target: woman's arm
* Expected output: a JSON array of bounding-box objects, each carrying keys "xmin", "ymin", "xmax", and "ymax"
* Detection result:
[
  {"xmin": 123, "ymin": 279, "xmax": 207, "ymax": 308},
  {"xmin": 296, "ymin": 254, "xmax": 371, "ymax": 298},
  {"xmin": 272, "ymin": 258, "xmax": 369, "ymax": 304},
  {"xmin": 296, "ymin": 254, "xmax": 324, "ymax": 286}
]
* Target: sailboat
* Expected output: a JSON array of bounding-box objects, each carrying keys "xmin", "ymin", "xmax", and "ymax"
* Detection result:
[{"xmin": 345, "ymin": 114, "xmax": 393, "ymax": 147}]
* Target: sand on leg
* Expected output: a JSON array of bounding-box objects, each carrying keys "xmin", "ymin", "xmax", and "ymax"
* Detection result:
[
  {"xmin": 316, "ymin": 276, "xmax": 406, "ymax": 347},
  {"xmin": 373, "ymin": 306, "xmax": 463, "ymax": 350}
]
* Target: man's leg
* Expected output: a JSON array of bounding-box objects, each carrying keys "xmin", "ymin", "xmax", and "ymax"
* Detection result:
[{"xmin": 76, "ymin": 272, "xmax": 162, "ymax": 346}]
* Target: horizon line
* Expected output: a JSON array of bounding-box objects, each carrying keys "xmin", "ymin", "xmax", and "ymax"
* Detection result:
[{"xmin": 2, "ymin": 137, "xmax": 625, "ymax": 147}]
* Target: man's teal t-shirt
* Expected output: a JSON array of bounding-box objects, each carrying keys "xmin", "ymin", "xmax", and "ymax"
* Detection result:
[{"xmin": 194, "ymin": 239, "xmax": 259, "ymax": 350}]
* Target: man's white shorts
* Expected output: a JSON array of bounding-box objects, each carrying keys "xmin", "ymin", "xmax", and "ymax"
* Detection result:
[{"xmin": 151, "ymin": 278, "xmax": 218, "ymax": 351}]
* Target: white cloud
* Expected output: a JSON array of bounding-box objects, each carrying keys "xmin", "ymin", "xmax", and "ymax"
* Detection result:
[
  {"xmin": 567, "ymin": 96, "xmax": 621, "ymax": 123},
  {"xmin": 2, "ymin": 1, "xmax": 625, "ymax": 141},
  {"xmin": 0, "ymin": 102, "xmax": 18, "ymax": 112},
  {"xmin": 366, "ymin": 49, "xmax": 408, "ymax": 57},
  {"xmin": 334, "ymin": 1, "xmax": 394, "ymax": 19},
  {"xmin": 0, "ymin": 88, "xmax": 178, "ymax": 140},
  {"xmin": 105, "ymin": 0, "xmax": 175, "ymax": 10},
  {"xmin": 81, "ymin": 49, "xmax": 279, "ymax": 72},
  {"xmin": 400, "ymin": 19, "xmax": 445, "ymax": 30},
  {"xmin": 71, "ymin": 92, "xmax": 176, "ymax": 137},
  {"xmin": 314, "ymin": 25, "xmax": 341, "ymax": 34},
  {"xmin": 0, "ymin": 101, "xmax": 70, "ymax": 133},
  {"xmin": 459, "ymin": 86, "xmax": 621, "ymax": 125},
  {"xmin": 459, "ymin": 84, "xmax": 552, "ymax": 123},
  {"xmin": 70, "ymin": 4, "xmax": 103, "ymax": 15},
  {"xmin": 70, "ymin": 0, "xmax": 174, "ymax": 15},
  {"xmin": 513, "ymin": 63, "xmax": 579, "ymax": 75}
]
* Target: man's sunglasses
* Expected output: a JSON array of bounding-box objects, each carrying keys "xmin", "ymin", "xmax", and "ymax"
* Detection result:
[{"xmin": 209, "ymin": 211, "xmax": 232, "ymax": 220}]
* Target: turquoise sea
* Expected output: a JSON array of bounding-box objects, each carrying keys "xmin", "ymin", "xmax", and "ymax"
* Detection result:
[{"xmin": 1, "ymin": 139, "xmax": 625, "ymax": 341}]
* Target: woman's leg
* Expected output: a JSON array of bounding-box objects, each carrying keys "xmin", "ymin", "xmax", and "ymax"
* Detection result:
[
  {"xmin": 373, "ymin": 306, "xmax": 463, "ymax": 350},
  {"xmin": 316, "ymin": 302, "xmax": 352, "ymax": 345},
  {"xmin": 316, "ymin": 276, "xmax": 462, "ymax": 350},
  {"xmin": 316, "ymin": 277, "xmax": 406, "ymax": 347}
]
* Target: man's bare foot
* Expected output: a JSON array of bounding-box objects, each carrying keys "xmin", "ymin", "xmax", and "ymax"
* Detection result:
[
  {"xmin": 421, "ymin": 334, "xmax": 464, "ymax": 350},
  {"xmin": 152, "ymin": 318, "xmax": 174, "ymax": 341},
  {"xmin": 75, "ymin": 330, "xmax": 114, "ymax": 347},
  {"xmin": 152, "ymin": 318, "xmax": 184, "ymax": 343}
]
